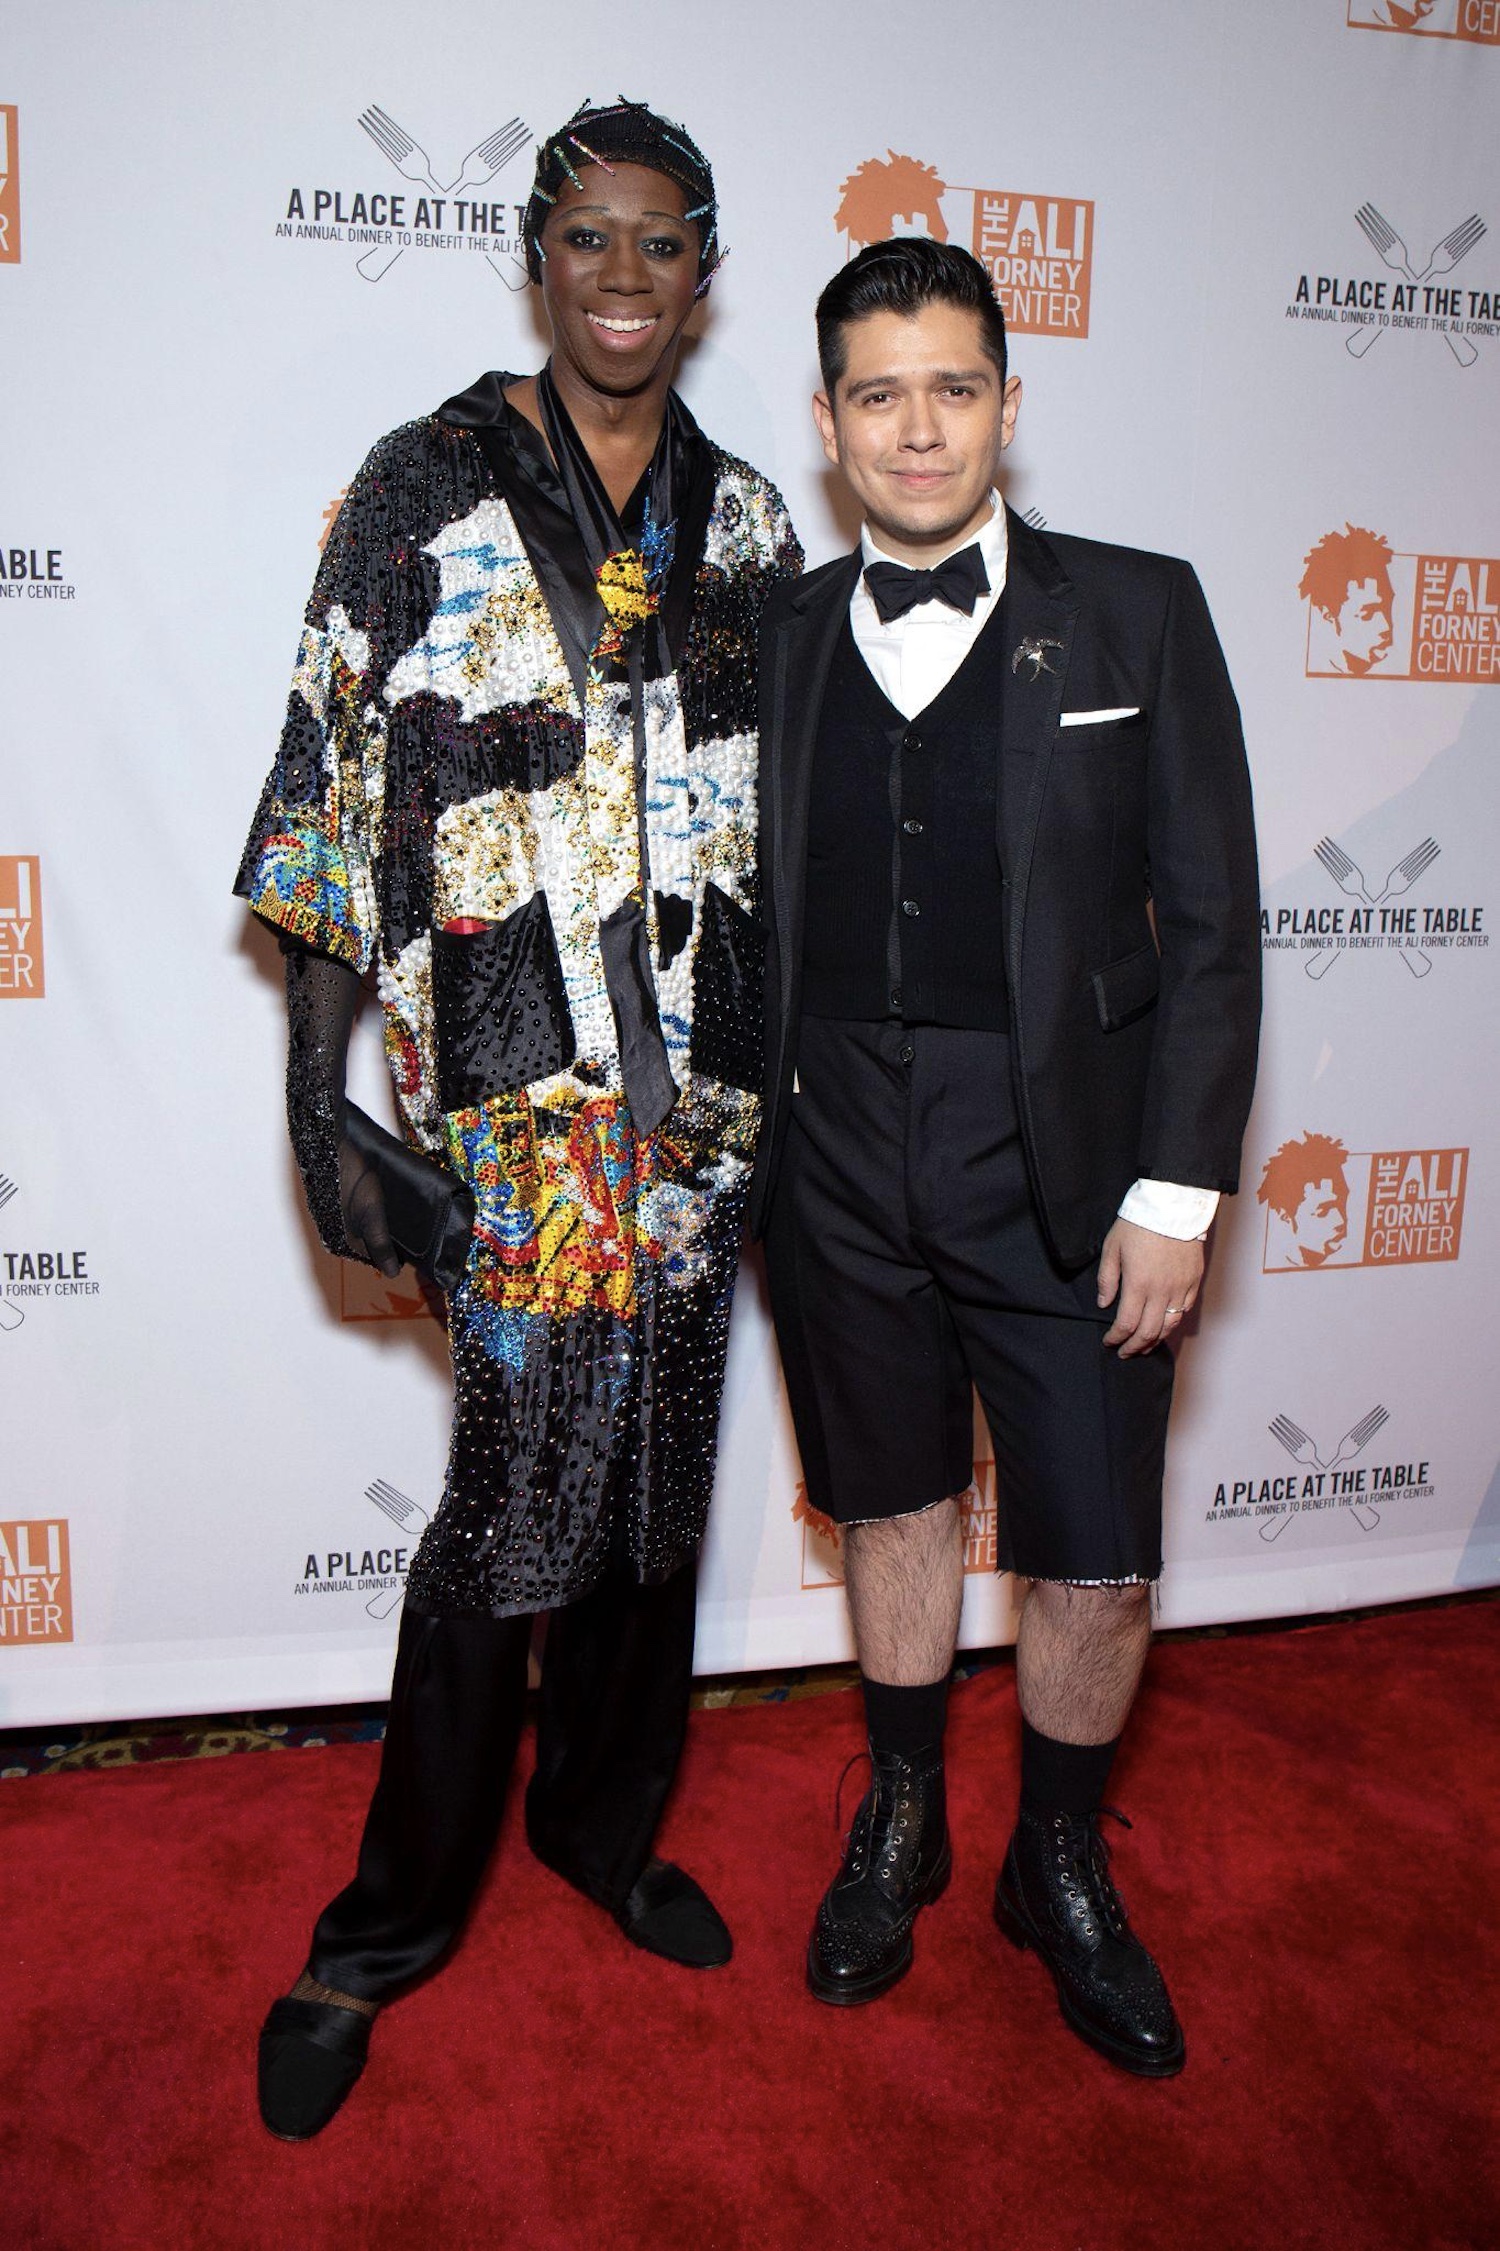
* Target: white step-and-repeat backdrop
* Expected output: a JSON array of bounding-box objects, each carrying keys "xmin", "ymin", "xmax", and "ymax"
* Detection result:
[{"xmin": 4, "ymin": 1, "xmax": 1498, "ymax": 1722}]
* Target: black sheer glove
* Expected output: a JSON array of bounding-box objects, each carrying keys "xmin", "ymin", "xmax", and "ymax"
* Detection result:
[{"xmin": 283, "ymin": 948, "xmax": 401, "ymax": 1276}]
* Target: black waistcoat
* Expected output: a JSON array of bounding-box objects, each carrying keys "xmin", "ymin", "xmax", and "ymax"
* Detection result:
[{"xmin": 802, "ymin": 605, "xmax": 1009, "ymax": 1029}]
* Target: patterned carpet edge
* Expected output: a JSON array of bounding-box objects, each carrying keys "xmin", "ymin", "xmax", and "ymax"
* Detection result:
[{"xmin": 2, "ymin": 1587, "xmax": 1491, "ymax": 1779}]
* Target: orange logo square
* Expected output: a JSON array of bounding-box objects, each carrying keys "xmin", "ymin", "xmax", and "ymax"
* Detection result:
[
  {"xmin": 0, "ymin": 1519, "xmax": 72, "ymax": 1643},
  {"xmin": 0, "ymin": 856, "xmax": 43, "ymax": 997},
  {"xmin": 1363, "ymin": 1148, "xmax": 1467, "ymax": 1264},
  {"xmin": 972, "ymin": 193, "xmax": 1093, "ymax": 338},
  {"xmin": 1454, "ymin": 1, "xmax": 1500, "ymax": 39},
  {"xmin": 1347, "ymin": 2, "xmax": 1500, "ymax": 43},
  {"xmin": 0, "ymin": 108, "xmax": 18, "ymax": 266},
  {"xmin": 1411, "ymin": 556, "xmax": 1500, "ymax": 681},
  {"xmin": 962, "ymin": 1459, "xmax": 1000, "ymax": 1571}
]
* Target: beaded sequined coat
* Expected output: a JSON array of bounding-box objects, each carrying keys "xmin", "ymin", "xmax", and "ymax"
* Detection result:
[{"xmin": 238, "ymin": 386, "xmax": 802, "ymax": 1615}]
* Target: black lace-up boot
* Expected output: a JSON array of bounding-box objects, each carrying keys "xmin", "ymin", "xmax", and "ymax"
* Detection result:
[
  {"xmin": 994, "ymin": 1805, "xmax": 1185, "ymax": 2075},
  {"xmin": 807, "ymin": 1750, "xmax": 951, "ymax": 2005}
]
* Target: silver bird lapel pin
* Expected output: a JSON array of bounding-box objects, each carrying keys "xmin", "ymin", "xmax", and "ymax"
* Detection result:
[{"xmin": 1012, "ymin": 635, "xmax": 1065, "ymax": 680}]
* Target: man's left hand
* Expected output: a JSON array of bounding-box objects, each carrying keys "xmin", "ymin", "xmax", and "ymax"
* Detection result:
[{"xmin": 1097, "ymin": 1218, "xmax": 1204, "ymax": 1357}]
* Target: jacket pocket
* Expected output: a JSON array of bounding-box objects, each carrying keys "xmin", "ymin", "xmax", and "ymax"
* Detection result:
[
  {"xmin": 1058, "ymin": 707, "xmax": 1146, "ymax": 732},
  {"xmin": 1090, "ymin": 940, "xmax": 1160, "ymax": 1032},
  {"xmin": 690, "ymin": 881, "xmax": 766, "ymax": 1094},
  {"xmin": 432, "ymin": 891, "xmax": 576, "ymax": 1111}
]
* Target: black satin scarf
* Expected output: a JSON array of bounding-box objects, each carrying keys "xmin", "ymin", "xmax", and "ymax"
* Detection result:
[
  {"xmin": 436, "ymin": 368, "xmax": 716, "ymax": 1138},
  {"xmin": 438, "ymin": 368, "xmax": 714, "ymax": 707}
]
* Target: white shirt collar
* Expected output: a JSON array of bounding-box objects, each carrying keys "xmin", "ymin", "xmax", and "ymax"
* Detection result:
[{"xmin": 859, "ymin": 490, "xmax": 1008, "ymax": 584}]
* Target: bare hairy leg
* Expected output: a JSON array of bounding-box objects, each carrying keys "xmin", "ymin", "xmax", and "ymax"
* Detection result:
[
  {"xmin": 1015, "ymin": 1579, "xmax": 1153, "ymax": 1745},
  {"xmin": 844, "ymin": 1496, "xmax": 966, "ymax": 1686}
]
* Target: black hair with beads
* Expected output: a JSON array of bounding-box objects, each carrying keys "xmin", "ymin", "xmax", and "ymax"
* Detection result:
[{"xmin": 521, "ymin": 97, "xmax": 722, "ymax": 290}]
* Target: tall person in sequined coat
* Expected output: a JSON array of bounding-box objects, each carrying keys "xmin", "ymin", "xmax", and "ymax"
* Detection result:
[{"xmin": 237, "ymin": 100, "xmax": 801, "ymax": 2142}]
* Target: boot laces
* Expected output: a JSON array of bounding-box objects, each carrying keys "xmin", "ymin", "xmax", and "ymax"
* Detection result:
[
  {"xmin": 833, "ymin": 1750, "xmax": 871, "ymax": 1835},
  {"xmin": 833, "ymin": 1751, "xmax": 875, "ymax": 1878},
  {"xmin": 1049, "ymin": 1805, "xmax": 1132, "ymax": 1941},
  {"xmin": 832, "ymin": 1750, "xmax": 922, "ymax": 1885}
]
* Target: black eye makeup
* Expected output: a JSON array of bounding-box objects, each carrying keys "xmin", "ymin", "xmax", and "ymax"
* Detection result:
[{"xmin": 554, "ymin": 225, "xmax": 690, "ymax": 260}]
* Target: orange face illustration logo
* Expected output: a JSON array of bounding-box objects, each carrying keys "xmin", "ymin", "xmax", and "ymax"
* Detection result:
[
  {"xmin": 318, "ymin": 489, "xmax": 350, "ymax": 552},
  {"xmin": 792, "ymin": 1485, "xmax": 844, "ymax": 1588},
  {"xmin": 1258, "ymin": 1134, "xmax": 1351, "ymax": 1266},
  {"xmin": 835, "ymin": 154, "xmax": 950, "ymax": 250},
  {"xmin": 1300, "ymin": 526, "xmax": 1397, "ymax": 675}
]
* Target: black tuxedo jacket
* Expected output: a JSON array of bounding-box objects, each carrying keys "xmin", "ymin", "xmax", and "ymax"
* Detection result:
[{"xmin": 748, "ymin": 509, "xmax": 1262, "ymax": 1267}]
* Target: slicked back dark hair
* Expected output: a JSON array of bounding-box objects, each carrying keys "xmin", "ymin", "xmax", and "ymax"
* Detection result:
[{"xmin": 816, "ymin": 238, "xmax": 1008, "ymax": 395}]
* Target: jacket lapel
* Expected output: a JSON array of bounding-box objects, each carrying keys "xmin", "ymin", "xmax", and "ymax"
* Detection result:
[
  {"xmin": 767, "ymin": 553, "xmax": 861, "ymax": 1061},
  {"xmin": 999, "ymin": 510, "xmax": 1079, "ymax": 988}
]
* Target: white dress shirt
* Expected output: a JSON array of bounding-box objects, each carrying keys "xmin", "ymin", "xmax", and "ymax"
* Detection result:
[{"xmin": 849, "ymin": 495, "xmax": 1218, "ymax": 1245}]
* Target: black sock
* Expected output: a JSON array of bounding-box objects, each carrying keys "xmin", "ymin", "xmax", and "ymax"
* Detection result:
[
  {"xmin": 861, "ymin": 1673, "xmax": 949, "ymax": 1764},
  {"xmin": 1019, "ymin": 1718, "xmax": 1121, "ymax": 1817}
]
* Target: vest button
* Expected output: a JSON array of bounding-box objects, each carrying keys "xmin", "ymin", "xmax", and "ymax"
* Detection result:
[
  {"xmin": 889, "ymin": 985, "xmax": 903, "ymax": 1011},
  {"xmin": 902, "ymin": 818, "xmax": 923, "ymax": 836},
  {"xmin": 903, "ymin": 728, "xmax": 922, "ymax": 752},
  {"xmin": 901, "ymin": 899, "xmax": 921, "ymax": 918}
]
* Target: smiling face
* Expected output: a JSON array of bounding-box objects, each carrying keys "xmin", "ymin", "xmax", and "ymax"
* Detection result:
[
  {"xmin": 537, "ymin": 163, "xmax": 702, "ymax": 400},
  {"xmin": 813, "ymin": 301, "xmax": 1021, "ymax": 562}
]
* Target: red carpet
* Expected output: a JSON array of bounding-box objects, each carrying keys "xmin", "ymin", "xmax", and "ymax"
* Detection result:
[{"xmin": 5, "ymin": 1603, "xmax": 1497, "ymax": 2251}]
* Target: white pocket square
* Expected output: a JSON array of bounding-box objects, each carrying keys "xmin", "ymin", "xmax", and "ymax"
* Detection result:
[{"xmin": 1060, "ymin": 706, "xmax": 1141, "ymax": 727}]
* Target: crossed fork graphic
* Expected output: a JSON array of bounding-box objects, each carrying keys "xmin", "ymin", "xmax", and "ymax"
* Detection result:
[
  {"xmin": 354, "ymin": 106, "xmax": 532, "ymax": 286},
  {"xmin": 1305, "ymin": 834, "xmax": 1440, "ymax": 980},
  {"xmin": 1262, "ymin": 1405, "xmax": 1389, "ymax": 1540},
  {"xmin": 0, "ymin": 1172, "xmax": 21, "ymax": 1330},
  {"xmin": 1347, "ymin": 204, "xmax": 1486, "ymax": 366},
  {"xmin": 361, "ymin": 1477, "xmax": 431, "ymax": 1618}
]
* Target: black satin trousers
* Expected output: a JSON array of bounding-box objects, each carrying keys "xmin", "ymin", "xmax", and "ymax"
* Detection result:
[{"xmin": 306, "ymin": 1560, "xmax": 699, "ymax": 2002}]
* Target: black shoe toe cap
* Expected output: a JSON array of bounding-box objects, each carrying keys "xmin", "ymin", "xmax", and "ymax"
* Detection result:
[
  {"xmin": 617, "ymin": 1860, "xmax": 732, "ymax": 1968},
  {"xmin": 257, "ymin": 1998, "xmax": 372, "ymax": 2141}
]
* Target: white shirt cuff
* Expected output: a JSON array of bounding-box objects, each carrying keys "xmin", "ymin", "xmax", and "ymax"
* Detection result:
[{"xmin": 1117, "ymin": 1179, "xmax": 1221, "ymax": 1241}]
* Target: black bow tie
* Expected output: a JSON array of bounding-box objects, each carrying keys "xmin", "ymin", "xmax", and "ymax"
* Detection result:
[{"xmin": 862, "ymin": 544, "xmax": 990, "ymax": 624}]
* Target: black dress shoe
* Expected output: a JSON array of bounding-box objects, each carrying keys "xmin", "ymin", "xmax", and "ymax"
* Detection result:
[
  {"xmin": 807, "ymin": 1749, "xmax": 951, "ymax": 2006},
  {"xmin": 257, "ymin": 1996, "xmax": 375, "ymax": 2141},
  {"xmin": 615, "ymin": 1858, "xmax": 733, "ymax": 1968},
  {"xmin": 994, "ymin": 1805, "xmax": 1185, "ymax": 2077}
]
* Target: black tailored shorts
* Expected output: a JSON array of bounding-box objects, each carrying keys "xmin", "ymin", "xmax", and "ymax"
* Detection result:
[{"xmin": 763, "ymin": 1017, "xmax": 1172, "ymax": 1584}]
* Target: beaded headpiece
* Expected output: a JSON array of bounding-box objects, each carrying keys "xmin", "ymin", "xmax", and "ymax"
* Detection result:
[{"xmin": 521, "ymin": 97, "xmax": 724, "ymax": 295}]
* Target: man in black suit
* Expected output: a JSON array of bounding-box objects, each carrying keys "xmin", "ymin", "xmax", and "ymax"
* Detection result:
[{"xmin": 752, "ymin": 239, "xmax": 1260, "ymax": 2075}]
